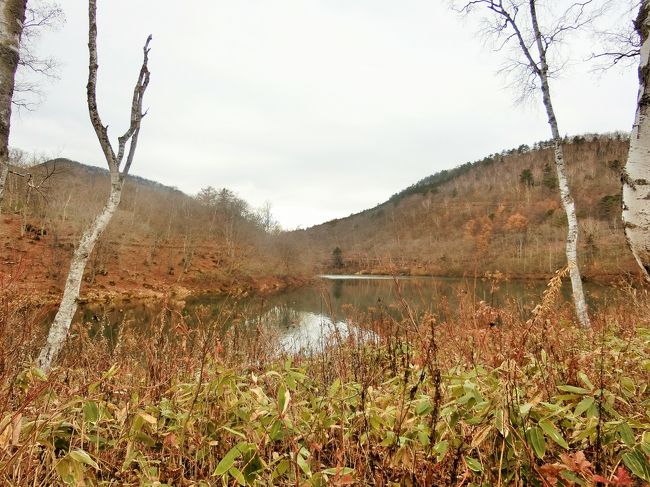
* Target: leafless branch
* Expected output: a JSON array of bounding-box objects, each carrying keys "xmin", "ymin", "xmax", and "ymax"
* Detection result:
[
  {"xmin": 8, "ymin": 160, "xmax": 58, "ymax": 200},
  {"xmin": 13, "ymin": 1, "xmax": 65, "ymax": 111},
  {"xmin": 590, "ymin": 1, "xmax": 641, "ymax": 70},
  {"xmin": 118, "ymin": 35, "xmax": 152, "ymax": 176},
  {"xmin": 22, "ymin": 1, "xmax": 64, "ymax": 33},
  {"xmin": 87, "ymin": 0, "xmax": 151, "ymax": 178},
  {"xmin": 454, "ymin": 0, "xmax": 608, "ymax": 102}
]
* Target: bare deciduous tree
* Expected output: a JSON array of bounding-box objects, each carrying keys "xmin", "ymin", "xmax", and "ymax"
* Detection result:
[
  {"xmin": 455, "ymin": 0, "xmax": 600, "ymax": 327},
  {"xmin": 0, "ymin": 0, "xmax": 27, "ymax": 207},
  {"xmin": 591, "ymin": 1, "xmax": 641, "ymax": 68},
  {"xmin": 13, "ymin": 0, "xmax": 65, "ymax": 110},
  {"xmin": 38, "ymin": 0, "xmax": 152, "ymax": 370},
  {"xmin": 623, "ymin": 0, "xmax": 650, "ymax": 281}
]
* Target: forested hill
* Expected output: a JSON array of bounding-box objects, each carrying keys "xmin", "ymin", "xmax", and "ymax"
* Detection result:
[
  {"xmin": 289, "ymin": 133, "xmax": 638, "ymax": 279},
  {"xmin": 1, "ymin": 157, "xmax": 306, "ymax": 301}
]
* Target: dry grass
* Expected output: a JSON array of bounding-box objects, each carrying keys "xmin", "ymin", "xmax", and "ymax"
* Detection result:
[{"xmin": 0, "ymin": 275, "xmax": 649, "ymax": 486}]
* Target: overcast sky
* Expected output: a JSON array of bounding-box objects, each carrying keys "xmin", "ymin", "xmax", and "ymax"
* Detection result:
[{"xmin": 11, "ymin": 0, "xmax": 637, "ymax": 229}]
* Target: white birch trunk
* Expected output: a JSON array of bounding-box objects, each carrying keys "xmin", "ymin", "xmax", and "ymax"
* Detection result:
[
  {"xmin": 37, "ymin": 177, "xmax": 123, "ymax": 369},
  {"xmin": 552, "ymin": 141, "xmax": 590, "ymax": 326},
  {"xmin": 0, "ymin": 164, "xmax": 8, "ymax": 202},
  {"xmin": 529, "ymin": 0, "xmax": 590, "ymax": 327},
  {"xmin": 623, "ymin": 1, "xmax": 650, "ymax": 282},
  {"xmin": 37, "ymin": 0, "xmax": 151, "ymax": 371},
  {"xmin": 0, "ymin": 0, "xmax": 27, "ymax": 207}
]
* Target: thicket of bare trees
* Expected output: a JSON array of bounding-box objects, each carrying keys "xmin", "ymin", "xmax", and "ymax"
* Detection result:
[{"xmin": 298, "ymin": 134, "xmax": 632, "ymax": 277}]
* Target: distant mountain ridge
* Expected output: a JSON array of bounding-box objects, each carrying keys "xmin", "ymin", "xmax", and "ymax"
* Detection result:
[
  {"xmin": 40, "ymin": 158, "xmax": 186, "ymax": 196},
  {"xmin": 291, "ymin": 132, "xmax": 636, "ymax": 279}
]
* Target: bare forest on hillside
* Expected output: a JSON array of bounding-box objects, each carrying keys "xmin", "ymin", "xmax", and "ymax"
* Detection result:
[
  {"xmin": 1, "ymin": 134, "xmax": 638, "ymax": 304},
  {"xmin": 299, "ymin": 134, "xmax": 636, "ymax": 279}
]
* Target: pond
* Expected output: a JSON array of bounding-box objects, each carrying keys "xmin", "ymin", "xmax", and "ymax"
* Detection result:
[{"xmin": 74, "ymin": 275, "xmax": 620, "ymax": 354}]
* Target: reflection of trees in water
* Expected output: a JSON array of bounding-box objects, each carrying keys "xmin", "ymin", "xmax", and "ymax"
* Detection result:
[
  {"xmin": 69, "ymin": 278, "xmax": 615, "ymax": 351},
  {"xmin": 332, "ymin": 280, "xmax": 343, "ymax": 300},
  {"xmin": 251, "ymin": 305, "xmax": 301, "ymax": 329}
]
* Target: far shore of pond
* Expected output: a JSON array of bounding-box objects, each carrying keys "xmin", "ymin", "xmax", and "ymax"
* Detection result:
[{"xmin": 20, "ymin": 268, "xmax": 644, "ymax": 310}]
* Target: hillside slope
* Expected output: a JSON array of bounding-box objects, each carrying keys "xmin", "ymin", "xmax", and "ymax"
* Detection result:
[
  {"xmin": 1, "ymin": 159, "xmax": 306, "ymax": 302},
  {"xmin": 291, "ymin": 133, "xmax": 638, "ymax": 279}
]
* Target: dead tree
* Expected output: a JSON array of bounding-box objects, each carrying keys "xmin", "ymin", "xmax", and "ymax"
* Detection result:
[
  {"xmin": 455, "ymin": 0, "xmax": 599, "ymax": 327},
  {"xmin": 38, "ymin": 0, "xmax": 151, "ymax": 370},
  {"xmin": 0, "ymin": 0, "xmax": 28, "ymax": 208},
  {"xmin": 623, "ymin": 0, "xmax": 650, "ymax": 281}
]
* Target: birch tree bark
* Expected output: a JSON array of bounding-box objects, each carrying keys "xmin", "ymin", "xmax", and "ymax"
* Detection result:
[
  {"xmin": 0, "ymin": 0, "xmax": 27, "ymax": 207},
  {"xmin": 455, "ymin": 0, "xmax": 593, "ymax": 327},
  {"xmin": 623, "ymin": 0, "xmax": 650, "ymax": 282},
  {"xmin": 528, "ymin": 0, "xmax": 590, "ymax": 327},
  {"xmin": 37, "ymin": 0, "xmax": 151, "ymax": 371}
]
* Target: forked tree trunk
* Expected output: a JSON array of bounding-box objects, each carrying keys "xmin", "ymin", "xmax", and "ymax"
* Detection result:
[
  {"xmin": 623, "ymin": 1, "xmax": 650, "ymax": 282},
  {"xmin": 37, "ymin": 0, "xmax": 151, "ymax": 371},
  {"xmin": 37, "ymin": 177, "xmax": 123, "ymax": 369},
  {"xmin": 0, "ymin": 0, "xmax": 27, "ymax": 207},
  {"xmin": 530, "ymin": 0, "xmax": 590, "ymax": 327}
]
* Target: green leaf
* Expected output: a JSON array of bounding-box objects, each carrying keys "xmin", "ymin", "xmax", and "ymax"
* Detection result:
[
  {"xmin": 213, "ymin": 442, "xmax": 249, "ymax": 476},
  {"xmin": 278, "ymin": 385, "xmax": 290, "ymax": 416},
  {"xmin": 617, "ymin": 422, "xmax": 635, "ymax": 447},
  {"xmin": 328, "ymin": 379, "xmax": 341, "ymax": 397},
  {"xmin": 309, "ymin": 473, "xmax": 328, "ymax": 487},
  {"xmin": 560, "ymin": 470, "xmax": 585, "ymax": 485},
  {"xmin": 577, "ymin": 372, "xmax": 594, "ymax": 390},
  {"xmin": 574, "ymin": 397, "xmax": 594, "ymax": 417},
  {"xmin": 494, "ymin": 409, "xmax": 508, "ymax": 436},
  {"xmin": 297, "ymin": 448, "xmax": 311, "ymax": 476},
  {"xmin": 229, "ymin": 466, "xmax": 246, "ymax": 485},
  {"xmin": 416, "ymin": 430, "xmax": 430, "ymax": 447},
  {"xmin": 83, "ymin": 401, "xmax": 100, "ymax": 424},
  {"xmin": 101, "ymin": 363, "xmax": 120, "ymax": 380},
  {"xmin": 519, "ymin": 402, "xmax": 533, "ymax": 416},
  {"xmin": 69, "ymin": 449, "xmax": 99, "ymax": 470},
  {"xmin": 415, "ymin": 399, "xmax": 433, "ymax": 416},
  {"xmin": 269, "ymin": 419, "xmax": 283, "ymax": 441},
  {"xmin": 321, "ymin": 467, "xmax": 355, "ymax": 476},
  {"xmin": 221, "ymin": 426, "xmax": 246, "ymax": 439},
  {"xmin": 464, "ymin": 456, "xmax": 483, "ymax": 473},
  {"xmin": 620, "ymin": 377, "xmax": 635, "ymax": 394},
  {"xmin": 557, "ymin": 385, "xmax": 590, "ymax": 395},
  {"xmin": 432, "ymin": 440, "xmax": 448, "ymax": 459},
  {"xmin": 539, "ymin": 419, "xmax": 569, "ymax": 449},
  {"xmin": 526, "ymin": 426, "xmax": 546, "ymax": 459},
  {"xmin": 622, "ymin": 447, "xmax": 650, "ymax": 482},
  {"xmin": 272, "ymin": 458, "xmax": 290, "ymax": 479}
]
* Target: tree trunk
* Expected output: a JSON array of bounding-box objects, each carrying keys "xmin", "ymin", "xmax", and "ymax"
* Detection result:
[
  {"xmin": 552, "ymin": 141, "xmax": 590, "ymax": 326},
  {"xmin": 0, "ymin": 0, "xmax": 27, "ymax": 207},
  {"xmin": 623, "ymin": 1, "xmax": 650, "ymax": 282},
  {"xmin": 529, "ymin": 0, "xmax": 590, "ymax": 327},
  {"xmin": 37, "ymin": 177, "xmax": 123, "ymax": 370},
  {"xmin": 37, "ymin": 0, "xmax": 150, "ymax": 371}
]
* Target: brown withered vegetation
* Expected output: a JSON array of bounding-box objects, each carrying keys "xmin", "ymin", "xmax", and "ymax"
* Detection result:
[
  {"xmin": 0, "ymin": 133, "xmax": 638, "ymax": 307},
  {"xmin": 298, "ymin": 134, "xmax": 637, "ymax": 280},
  {"xmin": 0, "ymin": 270, "xmax": 648, "ymax": 485},
  {"xmin": 1, "ymin": 158, "xmax": 311, "ymax": 303}
]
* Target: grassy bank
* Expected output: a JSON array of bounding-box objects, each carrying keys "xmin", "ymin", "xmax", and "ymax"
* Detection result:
[{"xmin": 1, "ymin": 274, "xmax": 649, "ymax": 485}]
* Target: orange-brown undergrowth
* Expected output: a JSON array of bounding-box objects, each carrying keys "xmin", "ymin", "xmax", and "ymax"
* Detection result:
[{"xmin": 0, "ymin": 274, "xmax": 648, "ymax": 486}]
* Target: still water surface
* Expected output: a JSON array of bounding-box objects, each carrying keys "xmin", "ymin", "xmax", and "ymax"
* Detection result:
[{"xmin": 76, "ymin": 275, "xmax": 618, "ymax": 353}]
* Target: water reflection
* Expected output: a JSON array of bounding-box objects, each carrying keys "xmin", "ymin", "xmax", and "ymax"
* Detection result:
[
  {"xmin": 73, "ymin": 275, "xmax": 617, "ymax": 353},
  {"xmin": 275, "ymin": 310, "xmax": 350, "ymax": 354}
]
